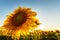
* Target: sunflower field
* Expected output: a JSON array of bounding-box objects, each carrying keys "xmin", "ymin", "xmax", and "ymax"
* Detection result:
[{"xmin": 0, "ymin": 30, "xmax": 60, "ymax": 40}]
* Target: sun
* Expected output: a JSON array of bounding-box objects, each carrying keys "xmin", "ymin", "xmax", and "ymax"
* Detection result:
[
  {"xmin": 39, "ymin": 24, "xmax": 45, "ymax": 30},
  {"xmin": 3, "ymin": 7, "xmax": 40, "ymax": 36},
  {"xmin": 35, "ymin": 24, "xmax": 45, "ymax": 30}
]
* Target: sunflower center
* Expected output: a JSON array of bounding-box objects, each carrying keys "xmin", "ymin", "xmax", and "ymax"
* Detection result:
[
  {"xmin": 15, "ymin": 14, "xmax": 23, "ymax": 23},
  {"xmin": 12, "ymin": 13, "xmax": 26, "ymax": 26}
]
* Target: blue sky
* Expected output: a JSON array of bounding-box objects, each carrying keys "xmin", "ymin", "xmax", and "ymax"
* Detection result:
[{"xmin": 0, "ymin": 0, "xmax": 60, "ymax": 30}]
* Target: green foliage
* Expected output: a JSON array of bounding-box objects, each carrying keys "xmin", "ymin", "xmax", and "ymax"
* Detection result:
[{"xmin": 0, "ymin": 35, "xmax": 13, "ymax": 40}]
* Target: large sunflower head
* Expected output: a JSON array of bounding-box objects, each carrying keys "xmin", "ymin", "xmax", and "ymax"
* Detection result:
[{"xmin": 3, "ymin": 7, "xmax": 40, "ymax": 37}]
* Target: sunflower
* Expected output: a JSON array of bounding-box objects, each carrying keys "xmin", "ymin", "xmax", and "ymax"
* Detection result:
[{"xmin": 3, "ymin": 7, "xmax": 40, "ymax": 36}]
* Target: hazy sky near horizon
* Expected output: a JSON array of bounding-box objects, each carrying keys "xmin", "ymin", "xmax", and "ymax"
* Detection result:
[{"xmin": 0, "ymin": 0, "xmax": 60, "ymax": 30}]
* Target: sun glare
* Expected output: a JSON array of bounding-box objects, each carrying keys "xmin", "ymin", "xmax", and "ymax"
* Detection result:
[
  {"xmin": 35, "ymin": 24, "xmax": 46, "ymax": 30},
  {"xmin": 0, "ymin": 26, "xmax": 2, "ymax": 27}
]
